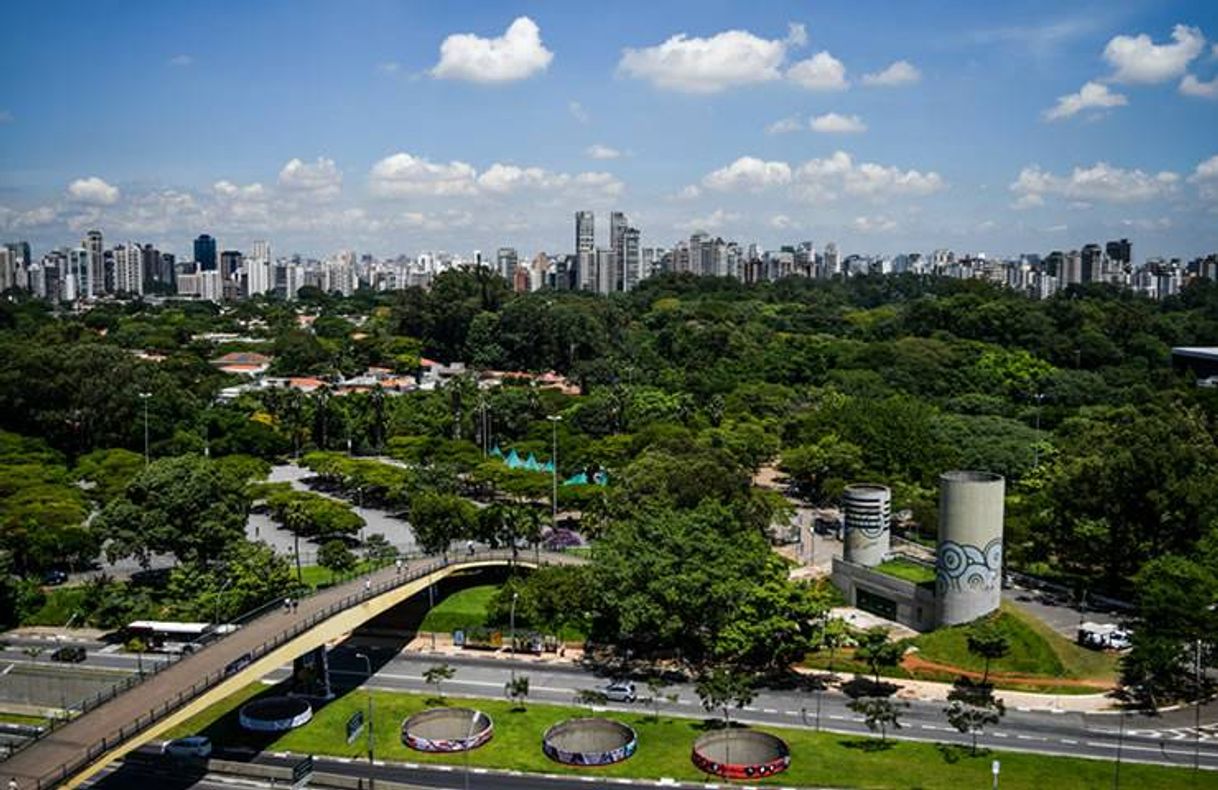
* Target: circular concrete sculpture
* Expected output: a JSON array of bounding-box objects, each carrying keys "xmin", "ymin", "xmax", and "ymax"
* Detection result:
[
  {"xmin": 402, "ymin": 707, "xmax": 493, "ymax": 752},
  {"xmin": 542, "ymin": 717, "xmax": 638, "ymax": 766},
  {"xmin": 691, "ymin": 730, "xmax": 791, "ymax": 781},
  {"xmin": 238, "ymin": 696, "xmax": 313, "ymax": 732}
]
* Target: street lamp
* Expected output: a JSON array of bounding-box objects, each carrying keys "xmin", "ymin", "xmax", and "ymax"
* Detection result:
[
  {"xmin": 509, "ymin": 592, "xmax": 519, "ymax": 682},
  {"xmin": 992, "ymin": 759, "xmax": 1001, "ymax": 790},
  {"xmin": 214, "ymin": 577, "xmax": 233, "ymax": 627},
  {"xmin": 547, "ymin": 415, "xmax": 562, "ymax": 534},
  {"xmin": 138, "ymin": 392, "xmax": 152, "ymax": 465},
  {"xmin": 355, "ymin": 652, "xmax": 375, "ymax": 790}
]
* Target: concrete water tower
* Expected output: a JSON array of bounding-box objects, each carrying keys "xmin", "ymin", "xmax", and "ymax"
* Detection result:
[
  {"xmin": 842, "ymin": 484, "xmax": 891, "ymax": 568},
  {"xmin": 935, "ymin": 471, "xmax": 1005, "ymax": 627}
]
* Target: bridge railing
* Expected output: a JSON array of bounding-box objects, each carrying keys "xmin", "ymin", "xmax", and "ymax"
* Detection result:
[{"xmin": 28, "ymin": 548, "xmax": 547, "ymax": 789}]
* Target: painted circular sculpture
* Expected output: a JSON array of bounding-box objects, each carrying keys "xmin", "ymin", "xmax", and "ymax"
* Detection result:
[
  {"xmin": 542, "ymin": 717, "xmax": 638, "ymax": 766},
  {"xmin": 402, "ymin": 707, "xmax": 493, "ymax": 752},
  {"xmin": 691, "ymin": 730, "xmax": 791, "ymax": 781},
  {"xmin": 238, "ymin": 696, "xmax": 313, "ymax": 732}
]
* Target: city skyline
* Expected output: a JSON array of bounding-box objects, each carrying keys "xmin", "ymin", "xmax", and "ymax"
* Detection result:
[{"xmin": 2, "ymin": 1, "xmax": 1218, "ymax": 258}]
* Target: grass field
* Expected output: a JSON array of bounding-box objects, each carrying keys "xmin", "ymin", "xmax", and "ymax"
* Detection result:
[
  {"xmin": 912, "ymin": 602, "xmax": 1117, "ymax": 682},
  {"xmin": 166, "ymin": 683, "xmax": 1214, "ymax": 789},
  {"xmin": 419, "ymin": 585, "xmax": 500, "ymax": 634},
  {"xmin": 873, "ymin": 559, "xmax": 936, "ymax": 586}
]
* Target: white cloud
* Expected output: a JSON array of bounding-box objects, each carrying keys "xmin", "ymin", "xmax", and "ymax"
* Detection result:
[
  {"xmin": 673, "ymin": 184, "xmax": 701, "ymax": 200},
  {"xmin": 676, "ymin": 208, "xmax": 739, "ymax": 231},
  {"xmin": 477, "ymin": 163, "xmax": 569, "ymax": 193},
  {"xmin": 431, "ymin": 17, "xmax": 553, "ymax": 83},
  {"xmin": 1010, "ymin": 162, "xmax": 1179, "ymax": 203},
  {"xmin": 1103, "ymin": 24, "xmax": 1205, "ymax": 83},
  {"xmin": 1011, "ymin": 193, "xmax": 1045, "ymax": 210},
  {"xmin": 618, "ymin": 25, "xmax": 802, "ymax": 93},
  {"xmin": 809, "ymin": 112, "xmax": 867, "ymax": 133},
  {"xmin": 212, "ymin": 180, "xmax": 266, "ymax": 200},
  {"xmin": 792, "ymin": 151, "xmax": 944, "ymax": 200},
  {"xmin": 378, "ymin": 61, "xmax": 402, "ymax": 74},
  {"xmin": 851, "ymin": 215, "xmax": 897, "ymax": 233},
  {"xmin": 1043, "ymin": 81, "xmax": 1127, "ymax": 121},
  {"xmin": 0, "ymin": 205, "xmax": 59, "ymax": 231},
  {"xmin": 369, "ymin": 153, "xmax": 478, "ymax": 197},
  {"xmin": 1119, "ymin": 217, "xmax": 1172, "ymax": 231},
  {"xmin": 399, "ymin": 210, "xmax": 474, "ymax": 232},
  {"xmin": 168, "ymin": 54, "xmax": 193, "ymax": 67},
  {"xmin": 766, "ymin": 117, "xmax": 803, "ymax": 135},
  {"xmin": 786, "ymin": 51, "xmax": 848, "ymax": 91},
  {"xmin": 586, "ymin": 144, "xmax": 622, "ymax": 160},
  {"xmin": 1190, "ymin": 154, "xmax": 1218, "ymax": 200},
  {"xmin": 861, "ymin": 60, "xmax": 921, "ymax": 87},
  {"xmin": 1180, "ymin": 73, "xmax": 1218, "ymax": 99},
  {"xmin": 67, "ymin": 176, "xmax": 120, "ymax": 205},
  {"xmin": 703, "ymin": 156, "xmax": 793, "ymax": 191},
  {"xmin": 568, "ymin": 101, "xmax": 590, "ymax": 124},
  {"xmin": 570, "ymin": 171, "xmax": 625, "ymax": 198},
  {"xmin": 769, "ymin": 214, "xmax": 794, "ymax": 229},
  {"xmin": 278, "ymin": 157, "xmax": 343, "ymax": 198}
]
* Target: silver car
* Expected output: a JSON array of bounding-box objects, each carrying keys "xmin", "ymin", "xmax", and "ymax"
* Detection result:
[
  {"xmin": 602, "ymin": 681, "xmax": 637, "ymax": 703},
  {"xmin": 163, "ymin": 736, "xmax": 212, "ymax": 759}
]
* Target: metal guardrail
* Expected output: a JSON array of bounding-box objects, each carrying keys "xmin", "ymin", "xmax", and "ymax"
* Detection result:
[{"xmin": 25, "ymin": 549, "xmax": 551, "ymax": 789}]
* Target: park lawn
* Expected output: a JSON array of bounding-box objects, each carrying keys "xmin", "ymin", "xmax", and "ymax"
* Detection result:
[
  {"xmin": 873, "ymin": 559, "xmax": 936, "ymax": 587},
  {"xmin": 912, "ymin": 602, "xmax": 1117, "ymax": 682},
  {"xmin": 296, "ymin": 561, "xmax": 383, "ymax": 590},
  {"xmin": 168, "ymin": 684, "xmax": 1213, "ymax": 790},
  {"xmin": 419, "ymin": 585, "xmax": 499, "ymax": 634},
  {"xmin": 0, "ymin": 711, "xmax": 48, "ymax": 726}
]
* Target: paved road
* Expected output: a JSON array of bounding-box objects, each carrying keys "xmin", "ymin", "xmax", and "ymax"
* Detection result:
[
  {"xmin": 1, "ymin": 550, "xmax": 572, "ymax": 789},
  {"xmin": 292, "ymin": 647, "xmax": 1218, "ymax": 771}
]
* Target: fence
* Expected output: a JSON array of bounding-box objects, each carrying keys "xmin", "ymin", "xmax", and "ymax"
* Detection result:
[{"xmin": 21, "ymin": 549, "xmax": 546, "ymax": 789}]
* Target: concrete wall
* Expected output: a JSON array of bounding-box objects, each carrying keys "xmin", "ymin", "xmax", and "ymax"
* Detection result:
[
  {"xmin": 831, "ymin": 558, "xmax": 936, "ymax": 632},
  {"xmin": 935, "ymin": 470, "xmax": 1004, "ymax": 627},
  {"xmin": 841, "ymin": 484, "xmax": 891, "ymax": 568}
]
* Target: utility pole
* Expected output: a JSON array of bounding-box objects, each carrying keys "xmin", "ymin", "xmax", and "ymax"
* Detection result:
[
  {"xmin": 1196, "ymin": 638, "xmax": 1203, "ymax": 772},
  {"xmin": 356, "ymin": 652, "xmax": 375, "ymax": 790}
]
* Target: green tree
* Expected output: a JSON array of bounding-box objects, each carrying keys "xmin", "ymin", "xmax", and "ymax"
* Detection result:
[
  {"xmin": 943, "ymin": 685, "xmax": 1006, "ymax": 756},
  {"xmin": 695, "ymin": 666, "xmax": 755, "ymax": 729},
  {"xmin": 94, "ymin": 454, "xmax": 249, "ymax": 567},
  {"xmin": 853, "ymin": 627, "xmax": 905, "ymax": 687},
  {"xmin": 646, "ymin": 676, "xmax": 678, "ymax": 721},
  {"xmin": 778, "ymin": 434, "xmax": 864, "ymax": 503},
  {"xmin": 318, "ymin": 539, "xmax": 357, "ymax": 580},
  {"xmin": 849, "ymin": 696, "xmax": 907, "ymax": 744},
  {"xmin": 409, "ymin": 492, "xmax": 475, "ymax": 558},
  {"xmin": 423, "ymin": 663, "xmax": 457, "ymax": 701},
  {"xmin": 505, "ymin": 674, "xmax": 530, "ymax": 710},
  {"xmin": 966, "ymin": 622, "xmax": 1011, "ymax": 686}
]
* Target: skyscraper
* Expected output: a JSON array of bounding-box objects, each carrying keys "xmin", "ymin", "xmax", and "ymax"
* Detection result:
[
  {"xmin": 220, "ymin": 250, "xmax": 243, "ymax": 281},
  {"xmin": 193, "ymin": 234, "xmax": 217, "ymax": 271},
  {"xmin": 609, "ymin": 211, "xmax": 626, "ymax": 255},
  {"xmin": 1105, "ymin": 238, "xmax": 1132, "ymax": 267},
  {"xmin": 621, "ymin": 226, "xmax": 641, "ymax": 291},
  {"xmin": 496, "ymin": 247, "xmax": 518, "ymax": 282},
  {"xmin": 114, "ymin": 243, "xmax": 143, "ymax": 295},
  {"xmin": 575, "ymin": 211, "xmax": 594, "ymax": 254}
]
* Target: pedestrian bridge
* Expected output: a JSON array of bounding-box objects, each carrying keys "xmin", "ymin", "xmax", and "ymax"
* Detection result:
[{"xmin": 5, "ymin": 550, "xmax": 578, "ymax": 789}]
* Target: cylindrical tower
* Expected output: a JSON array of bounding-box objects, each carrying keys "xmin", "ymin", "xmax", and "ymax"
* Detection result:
[
  {"xmin": 842, "ymin": 484, "xmax": 891, "ymax": 568},
  {"xmin": 935, "ymin": 471, "xmax": 1005, "ymax": 627}
]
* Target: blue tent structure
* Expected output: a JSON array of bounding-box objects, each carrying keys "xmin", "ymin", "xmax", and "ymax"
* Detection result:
[
  {"xmin": 542, "ymin": 460, "xmax": 555, "ymax": 473},
  {"xmin": 524, "ymin": 453, "xmax": 541, "ymax": 471},
  {"xmin": 593, "ymin": 470, "xmax": 609, "ymax": 486},
  {"xmin": 505, "ymin": 449, "xmax": 521, "ymax": 469},
  {"xmin": 562, "ymin": 472, "xmax": 589, "ymax": 486},
  {"xmin": 490, "ymin": 445, "xmax": 503, "ymax": 458}
]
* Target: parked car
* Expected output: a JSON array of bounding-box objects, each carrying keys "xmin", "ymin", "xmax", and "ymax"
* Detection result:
[
  {"xmin": 163, "ymin": 736, "xmax": 212, "ymax": 759},
  {"xmin": 50, "ymin": 646, "xmax": 86, "ymax": 663},
  {"xmin": 602, "ymin": 681, "xmax": 637, "ymax": 703},
  {"xmin": 42, "ymin": 569, "xmax": 68, "ymax": 586}
]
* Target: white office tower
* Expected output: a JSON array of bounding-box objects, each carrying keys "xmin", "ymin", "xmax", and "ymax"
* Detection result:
[
  {"xmin": 114, "ymin": 243, "xmax": 143, "ymax": 295},
  {"xmin": 621, "ymin": 227, "xmax": 641, "ymax": 291},
  {"xmin": 594, "ymin": 248, "xmax": 614, "ymax": 295},
  {"xmin": 250, "ymin": 240, "xmax": 271, "ymax": 263},
  {"xmin": 577, "ymin": 250, "xmax": 596, "ymax": 291},
  {"xmin": 246, "ymin": 257, "xmax": 273, "ymax": 296},
  {"xmin": 200, "ymin": 270, "xmax": 223, "ymax": 302},
  {"xmin": 27, "ymin": 263, "xmax": 47, "ymax": 298},
  {"xmin": 0, "ymin": 248, "xmax": 19, "ymax": 292},
  {"xmin": 63, "ymin": 247, "xmax": 93, "ymax": 301},
  {"xmin": 323, "ymin": 257, "xmax": 356, "ymax": 296},
  {"xmin": 823, "ymin": 242, "xmax": 840, "ymax": 276},
  {"xmin": 496, "ymin": 247, "xmax": 518, "ymax": 281},
  {"xmin": 575, "ymin": 211, "xmax": 595, "ymax": 254}
]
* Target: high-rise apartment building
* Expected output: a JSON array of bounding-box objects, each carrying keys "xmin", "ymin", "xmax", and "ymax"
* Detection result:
[
  {"xmin": 220, "ymin": 250, "xmax": 243, "ymax": 281},
  {"xmin": 1106, "ymin": 238, "xmax": 1132, "ymax": 267},
  {"xmin": 1081, "ymin": 243, "xmax": 1103, "ymax": 283},
  {"xmin": 114, "ymin": 243, "xmax": 143, "ymax": 295},
  {"xmin": 621, "ymin": 226, "xmax": 641, "ymax": 291},
  {"xmin": 193, "ymin": 234, "xmax": 217, "ymax": 271},
  {"xmin": 496, "ymin": 247, "xmax": 518, "ymax": 281},
  {"xmin": 575, "ymin": 211, "xmax": 595, "ymax": 254}
]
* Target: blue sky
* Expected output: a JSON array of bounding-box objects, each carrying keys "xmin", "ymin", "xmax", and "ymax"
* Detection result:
[{"xmin": 2, "ymin": 0, "xmax": 1217, "ymax": 260}]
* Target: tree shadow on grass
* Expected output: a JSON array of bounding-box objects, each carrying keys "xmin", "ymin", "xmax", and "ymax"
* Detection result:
[
  {"xmin": 839, "ymin": 736, "xmax": 895, "ymax": 752},
  {"xmin": 693, "ymin": 718, "xmax": 749, "ymax": 732},
  {"xmin": 936, "ymin": 743, "xmax": 991, "ymax": 764}
]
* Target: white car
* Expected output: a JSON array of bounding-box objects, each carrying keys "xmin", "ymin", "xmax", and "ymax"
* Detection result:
[
  {"xmin": 602, "ymin": 681, "xmax": 637, "ymax": 703},
  {"xmin": 163, "ymin": 736, "xmax": 212, "ymax": 759}
]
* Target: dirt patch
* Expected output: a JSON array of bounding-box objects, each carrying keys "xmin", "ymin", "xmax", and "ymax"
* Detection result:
[{"xmin": 901, "ymin": 653, "xmax": 1112, "ymax": 690}]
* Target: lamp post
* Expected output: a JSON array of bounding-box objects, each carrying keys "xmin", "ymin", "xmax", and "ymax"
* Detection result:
[
  {"xmin": 214, "ymin": 577, "xmax": 233, "ymax": 627},
  {"xmin": 992, "ymin": 759, "xmax": 1000, "ymax": 790},
  {"xmin": 547, "ymin": 415, "xmax": 562, "ymax": 533},
  {"xmin": 138, "ymin": 392, "xmax": 152, "ymax": 466},
  {"xmin": 1196, "ymin": 638, "xmax": 1203, "ymax": 773},
  {"xmin": 355, "ymin": 652, "xmax": 375, "ymax": 790},
  {"xmin": 509, "ymin": 592, "xmax": 519, "ymax": 682}
]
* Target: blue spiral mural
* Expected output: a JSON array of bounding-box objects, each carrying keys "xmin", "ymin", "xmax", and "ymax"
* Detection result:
[{"xmin": 936, "ymin": 538, "xmax": 1002, "ymax": 592}]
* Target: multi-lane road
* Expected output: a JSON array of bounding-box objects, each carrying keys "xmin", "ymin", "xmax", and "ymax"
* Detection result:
[{"xmin": 3, "ymin": 636, "xmax": 1216, "ymax": 788}]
